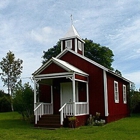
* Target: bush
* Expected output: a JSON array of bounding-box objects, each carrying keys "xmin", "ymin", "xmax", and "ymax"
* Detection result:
[
  {"xmin": 0, "ymin": 90, "xmax": 11, "ymax": 112},
  {"xmin": 130, "ymin": 91, "xmax": 140, "ymax": 113},
  {"xmin": 13, "ymin": 82, "xmax": 34, "ymax": 123}
]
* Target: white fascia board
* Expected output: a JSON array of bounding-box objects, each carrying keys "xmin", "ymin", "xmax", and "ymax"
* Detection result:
[
  {"xmin": 56, "ymin": 49, "xmax": 108, "ymax": 71},
  {"xmin": 52, "ymin": 57, "xmax": 88, "ymax": 76},
  {"xmin": 34, "ymin": 72, "xmax": 73, "ymax": 79},
  {"xmin": 107, "ymin": 70, "xmax": 132, "ymax": 83}
]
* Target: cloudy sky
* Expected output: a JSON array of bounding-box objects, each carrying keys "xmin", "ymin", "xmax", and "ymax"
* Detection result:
[{"xmin": 0, "ymin": 0, "xmax": 140, "ymax": 92}]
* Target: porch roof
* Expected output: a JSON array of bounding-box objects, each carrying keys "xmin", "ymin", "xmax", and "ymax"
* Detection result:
[{"xmin": 33, "ymin": 57, "xmax": 88, "ymax": 77}]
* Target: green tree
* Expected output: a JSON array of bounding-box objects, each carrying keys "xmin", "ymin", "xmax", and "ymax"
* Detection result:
[
  {"xmin": 42, "ymin": 39, "xmax": 114, "ymax": 70},
  {"xmin": 0, "ymin": 51, "xmax": 23, "ymax": 111},
  {"xmin": 84, "ymin": 39, "xmax": 114, "ymax": 70},
  {"xmin": 130, "ymin": 90, "xmax": 140, "ymax": 113},
  {"xmin": 42, "ymin": 41, "xmax": 61, "ymax": 64},
  {"xmin": 13, "ymin": 81, "xmax": 34, "ymax": 123}
]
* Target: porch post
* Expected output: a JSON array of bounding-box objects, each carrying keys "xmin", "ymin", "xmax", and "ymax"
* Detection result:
[
  {"xmin": 51, "ymin": 85, "xmax": 53, "ymax": 114},
  {"xmin": 34, "ymin": 79, "xmax": 37, "ymax": 109},
  {"xmin": 72, "ymin": 73, "xmax": 76, "ymax": 115},
  {"xmin": 86, "ymin": 81, "xmax": 89, "ymax": 114}
]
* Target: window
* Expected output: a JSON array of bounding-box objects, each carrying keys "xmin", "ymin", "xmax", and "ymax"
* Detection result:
[
  {"xmin": 123, "ymin": 85, "xmax": 127, "ymax": 104},
  {"xmin": 65, "ymin": 40, "xmax": 72, "ymax": 49},
  {"xmin": 114, "ymin": 81, "xmax": 119, "ymax": 103},
  {"xmin": 78, "ymin": 40, "xmax": 82, "ymax": 50}
]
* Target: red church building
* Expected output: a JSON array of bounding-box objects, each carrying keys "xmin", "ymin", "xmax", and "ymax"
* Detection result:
[{"xmin": 33, "ymin": 25, "xmax": 131, "ymax": 128}]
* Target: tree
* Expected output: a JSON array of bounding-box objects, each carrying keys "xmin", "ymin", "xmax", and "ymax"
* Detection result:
[
  {"xmin": 13, "ymin": 81, "xmax": 34, "ymax": 123},
  {"xmin": 42, "ymin": 39, "xmax": 114, "ymax": 70},
  {"xmin": 130, "ymin": 90, "xmax": 140, "ymax": 113},
  {"xmin": 0, "ymin": 51, "xmax": 23, "ymax": 111},
  {"xmin": 84, "ymin": 39, "xmax": 114, "ymax": 70},
  {"xmin": 42, "ymin": 41, "xmax": 61, "ymax": 64}
]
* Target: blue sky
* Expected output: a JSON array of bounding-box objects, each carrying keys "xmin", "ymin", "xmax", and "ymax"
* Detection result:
[{"xmin": 0, "ymin": 0, "xmax": 140, "ymax": 92}]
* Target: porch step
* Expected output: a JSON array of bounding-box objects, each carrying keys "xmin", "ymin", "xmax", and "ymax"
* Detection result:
[{"xmin": 35, "ymin": 114, "xmax": 61, "ymax": 128}]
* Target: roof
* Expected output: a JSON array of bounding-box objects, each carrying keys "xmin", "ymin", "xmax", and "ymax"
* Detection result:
[
  {"xmin": 33, "ymin": 57, "xmax": 88, "ymax": 76},
  {"xmin": 56, "ymin": 48, "xmax": 132, "ymax": 83},
  {"xmin": 52, "ymin": 57, "xmax": 88, "ymax": 76},
  {"xmin": 60, "ymin": 25, "xmax": 85, "ymax": 43}
]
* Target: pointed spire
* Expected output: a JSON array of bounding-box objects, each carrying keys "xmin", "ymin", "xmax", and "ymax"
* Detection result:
[
  {"xmin": 63, "ymin": 25, "xmax": 80, "ymax": 39},
  {"xmin": 70, "ymin": 14, "xmax": 73, "ymax": 26}
]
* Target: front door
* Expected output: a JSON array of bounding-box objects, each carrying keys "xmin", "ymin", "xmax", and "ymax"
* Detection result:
[
  {"xmin": 60, "ymin": 82, "xmax": 78, "ymax": 106},
  {"xmin": 61, "ymin": 82, "xmax": 73, "ymax": 106}
]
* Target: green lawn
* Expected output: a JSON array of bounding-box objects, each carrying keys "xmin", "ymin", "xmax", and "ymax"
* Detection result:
[{"xmin": 0, "ymin": 112, "xmax": 140, "ymax": 140}]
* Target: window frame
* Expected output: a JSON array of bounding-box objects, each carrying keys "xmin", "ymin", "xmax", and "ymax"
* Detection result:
[
  {"xmin": 123, "ymin": 84, "xmax": 127, "ymax": 104},
  {"xmin": 78, "ymin": 40, "xmax": 82, "ymax": 51},
  {"xmin": 65, "ymin": 40, "xmax": 72, "ymax": 49},
  {"xmin": 114, "ymin": 81, "xmax": 119, "ymax": 103}
]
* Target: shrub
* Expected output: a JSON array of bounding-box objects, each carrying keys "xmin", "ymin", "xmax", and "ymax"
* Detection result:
[
  {"xmin": 13, "ymin": 82, "xmax": 34, "ymax": 123},
  {"xmin": 0, "ymin": 90, "xmax": 11, "ymax": 112}
]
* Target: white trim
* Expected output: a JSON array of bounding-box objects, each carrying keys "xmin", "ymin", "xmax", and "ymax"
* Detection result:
[
  {"xmin": 61, "ymin": 41, "xmax": 63, "ymax": 52},
  {"xmin": 34, "ymin": 79, "xmax": 37, "ymax": 109},
  {"xmin": 57, "ymin": 49, "xmax": 108, "ymax": 71},
  {"xmin": 86, "ymin": 82, "xmax": 89, "ymax": 114},
  {"xmin": 75, "ymin": 38, "xmax": 77, "ymax": 53},
  {"xmin": 34, "ymin": 72, "xmax": 73, "ymax": 78},
  {"xmin": 78, "ymin": 40, "xmax": 82, "ymax": 51},
  {"xmin": 114, "ymin": 81, "xmax": 119, "ymax": 103},
  {"xmin": 72, "ymin": 73, "xmax": 76, "ymax": 115},
  {"xmin": 56, "ymin": 49, "xmax": 131, "ymax": 83},
  {"xmin": 65, "ymin": 39, "xmax": 72, "ymax": 49},
  {"xmin": 103, "ymin": 70, "xmax": 109, "ymax": 116},
  {"xmin": 75, "ymin": 78, "xmax": 88, "ymax": 83}
]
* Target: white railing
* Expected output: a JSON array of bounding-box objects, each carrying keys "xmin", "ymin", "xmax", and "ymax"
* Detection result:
[
  {"xmin": 34, "ymin": 103, "xmax": 53, "ymax": 124},
  {"xmin": 75, "ymin": 102, "xmax": 88, "ymax": 115},
  {"xmin": 59, "ymin": 102, "xmax": 88, "ymax": 125}
]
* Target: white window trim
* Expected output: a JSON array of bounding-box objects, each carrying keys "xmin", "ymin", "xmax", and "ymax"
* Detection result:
[
  {"xmin": 114, "ymin": 81, "xmax": 119, "ymax": 103},
  {"xmin": 123, "ymin": 85, "xmax": 127, "ymax": 104},
  {"xmin": 78, "ymin": 40, "xmax": 82, "ymax": 51},
  {"xmin": 65, "ymin": 40, "xmax": 72, "ymax": 49}
]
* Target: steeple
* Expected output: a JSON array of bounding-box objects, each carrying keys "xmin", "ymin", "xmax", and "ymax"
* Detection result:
[{"xmin": 60, "ymin": 24, "xmax": 85, "ymax": 56}]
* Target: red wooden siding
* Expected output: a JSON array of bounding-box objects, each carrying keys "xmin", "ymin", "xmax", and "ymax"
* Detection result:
[
  {"xmin": 60, "ymin": 51, "xmax": 105, "ymax": 117},
  {"xmin": 106, "ymin": 73, "xmax": 130, "ymax": 122},
  {"xmin": 78, "ymin": 82, "xmax": 87, "ymax": 102},
  {"xmin": 75, "ymin": 74, "xmax": 87, "ymax": 82},
  {"xmin": 39, "ymin": 84, "xmax": 51, "ymax": 103},
  {"xmin": 41, "ymin": 63, "xmax": 67, "ymax": 74}
]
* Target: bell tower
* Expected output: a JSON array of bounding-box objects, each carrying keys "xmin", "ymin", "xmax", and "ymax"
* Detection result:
[{"xmin": 60, "ymin": 24, "xmax": 85, "ymax": 56}]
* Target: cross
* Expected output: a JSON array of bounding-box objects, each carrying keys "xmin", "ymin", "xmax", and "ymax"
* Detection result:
[{"xmin": 70, "ymin": 14, "xmax": 73, "ymax": 25}]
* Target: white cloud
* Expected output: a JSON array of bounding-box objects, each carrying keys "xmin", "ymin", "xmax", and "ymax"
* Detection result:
[
  {"xmin": 0, "ymin": 0, "xmax": 10, "ymax": 9},
  {"xmin": 0, "ymin": 0, "xmax": 140, "ymax": 92},
  {"xmin": 124, "ymin": 71, "xmax": 140, "ymax": 89}
]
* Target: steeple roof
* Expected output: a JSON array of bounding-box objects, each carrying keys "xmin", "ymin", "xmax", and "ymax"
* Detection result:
[
  {"xmin": 60, "ymin": 25, "xmax": 84, "ymax": 43},
  {"xmin": 63, "ymin": 25, "xmax": 80, "ymax": 38}
]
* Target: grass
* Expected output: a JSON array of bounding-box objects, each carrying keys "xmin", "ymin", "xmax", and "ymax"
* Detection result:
[{"xmin": 0, "ymin": 112, "xmax": 140, "ymax": 140}]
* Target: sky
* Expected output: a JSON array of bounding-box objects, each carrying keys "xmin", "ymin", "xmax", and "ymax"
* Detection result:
[{"xmin": 0, "ymin": 0, "xmax": 140, "ymax": 92}]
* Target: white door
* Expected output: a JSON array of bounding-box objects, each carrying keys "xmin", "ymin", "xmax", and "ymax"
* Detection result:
[
  {"xmin": 61, "ymin": 82, "xmax": 73, "ymax": 106},
  {"xmin": 60, "ymin": 82, "xmax": 78, "ymax": 106}
]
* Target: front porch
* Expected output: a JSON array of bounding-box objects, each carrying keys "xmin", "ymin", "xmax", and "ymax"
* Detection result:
[
  {"xmin": 34, "ymin": 101, "xmax": 89, "ymax": 127},
  {"xmin": 33, "ymin": 72, "xmax": 89, "ymax": 127},
  {"xmin": 33, "ymin": 57, "xmax": 89, "ymax": 127}
]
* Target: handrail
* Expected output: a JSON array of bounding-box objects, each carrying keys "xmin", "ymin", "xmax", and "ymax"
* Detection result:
[
  {"xmin": 34, "ymin": 103, "xmax": 42, "ymax": 112},
  {"xmin": 59, "ymin": 103, "xmax": 67, "ymax": 112},
  {"xmin": 34, "ymin": 103, "xmax": 53, "ymax": 124}
]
